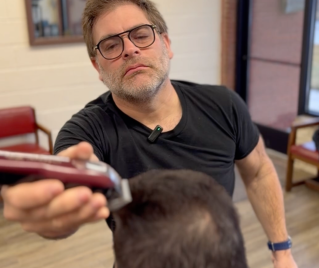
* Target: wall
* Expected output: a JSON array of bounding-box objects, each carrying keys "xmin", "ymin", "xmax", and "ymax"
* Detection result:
[
  {"xmin": 248, "ymin": 0, "xmax": 304, "ymax": 131},
  {"xmin": 0, "ymin": 0, "xmax": 221, "ymax": 150}
]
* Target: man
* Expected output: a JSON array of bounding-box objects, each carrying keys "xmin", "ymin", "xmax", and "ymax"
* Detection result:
[
  {"xmin": 1, "ymin": 0, "xmax": 297, "ymax": 267},
  {"xmin": 113, "ymin": 169, "xmax": 248, "ymax": 268}
]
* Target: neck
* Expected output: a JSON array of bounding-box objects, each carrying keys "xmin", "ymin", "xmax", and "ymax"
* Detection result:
[{"xmin": 112, "ymin": 79, "xmax": 182, "ymax": 131}]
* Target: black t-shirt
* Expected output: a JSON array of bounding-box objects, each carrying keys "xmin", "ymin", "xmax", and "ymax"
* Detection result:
[{"xmin": 54, "ymin": 80, "xmax": 259, "ymax": 196}]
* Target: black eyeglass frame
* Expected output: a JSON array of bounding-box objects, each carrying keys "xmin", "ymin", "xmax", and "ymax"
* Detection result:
[{"xmin": 94, "ymin": 24, "xmax": 157, "ymax": 60}]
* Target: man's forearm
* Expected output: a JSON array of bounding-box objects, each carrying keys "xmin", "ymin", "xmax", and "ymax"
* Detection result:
[
  {"xmin": 237, "ymin": 137, "xmax": 297, "ymax": 266},
  {"xmin": 244, "ymin": 156, "xmax": 288, "ymax": 243}
]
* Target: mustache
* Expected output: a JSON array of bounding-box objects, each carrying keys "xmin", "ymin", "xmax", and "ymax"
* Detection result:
[{"xmin": 120, "ymin": 58, "xmax": 154, "ymax": 77}]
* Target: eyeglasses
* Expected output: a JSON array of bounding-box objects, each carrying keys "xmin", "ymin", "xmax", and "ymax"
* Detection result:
[{"xmin": 94, "ymin": 24, "xmax": 157, "ymax": 60}]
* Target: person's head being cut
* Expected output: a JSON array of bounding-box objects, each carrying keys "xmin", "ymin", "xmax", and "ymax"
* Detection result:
[{"xmin": 113, "ymin": 169, "xmax": 248, "ymax": 268}]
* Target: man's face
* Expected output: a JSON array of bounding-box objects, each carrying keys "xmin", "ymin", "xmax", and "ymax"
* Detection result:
[{"xmin": 91, "ymin": 3, "xmax": 174, "ymax": 103}]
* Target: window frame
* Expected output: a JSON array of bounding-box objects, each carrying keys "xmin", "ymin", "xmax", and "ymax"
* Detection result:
[{"xmin": 298, "ymin": 0, "xmax": 319, "ymax": 116}]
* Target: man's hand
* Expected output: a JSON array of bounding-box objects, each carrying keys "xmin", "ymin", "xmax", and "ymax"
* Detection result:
[
  {"xmin": 272, "ymin": 250, "xmax": 298, "ymax": 268},
  {"xmin": 1, "ymin": 142, "xmax": 110, "ymax": 239}
]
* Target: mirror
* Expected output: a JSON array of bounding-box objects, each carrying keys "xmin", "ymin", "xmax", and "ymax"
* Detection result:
[{"xmin": 25, "ymin": 0, "xmax": 86, "ymax": 46}]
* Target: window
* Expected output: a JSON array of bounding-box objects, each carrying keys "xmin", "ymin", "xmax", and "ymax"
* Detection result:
[{"xmin": 299, "ymin": 0, "xmax": 319, "ymax": 115}]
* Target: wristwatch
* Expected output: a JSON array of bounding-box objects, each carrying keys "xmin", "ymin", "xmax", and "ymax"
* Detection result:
[{"xmin": 267, "ymin": 236, "xmax": 292, "ymax": 251}]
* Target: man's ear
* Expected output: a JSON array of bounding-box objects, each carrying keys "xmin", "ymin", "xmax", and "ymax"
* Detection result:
[
  {"xmin": 161, "ymin": 33, "xmax": 174, "ymax": 59},
  {"xmin": 90, "ymin": 57, "xmax": 103, "ymax": 82}
]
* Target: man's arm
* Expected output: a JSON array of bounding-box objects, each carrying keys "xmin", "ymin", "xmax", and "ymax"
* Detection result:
[{"xmin": 236, "ymin": 136, "xmax": 297, "ymax": 267}]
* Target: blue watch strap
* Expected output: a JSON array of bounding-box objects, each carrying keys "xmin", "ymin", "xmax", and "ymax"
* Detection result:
[{"xmin": 267, "ymin": 237, "xmax": 292, "ymax": 251}]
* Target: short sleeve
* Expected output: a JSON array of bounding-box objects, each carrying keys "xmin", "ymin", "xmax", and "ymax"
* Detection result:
[
  {"xmin": 54, "ymin": 108, "xmax": 108, "ymax": 161},
  {"xmin": 230, "ymin": 91, "xmax": 260, "ymax": 160}
]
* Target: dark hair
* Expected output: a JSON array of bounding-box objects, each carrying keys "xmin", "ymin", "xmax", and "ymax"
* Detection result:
[
  {"xmin": 113, "ymin": 169, "xmax": 248, "ymax": 268},
  {"xmin": 82, "ymin": 0, "xmax": 168, "ymax": 58}
]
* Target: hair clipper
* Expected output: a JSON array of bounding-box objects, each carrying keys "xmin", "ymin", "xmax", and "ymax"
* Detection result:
[{"xmin": 0, "ymin": 150, "xmax": 132, "ymax": 211}]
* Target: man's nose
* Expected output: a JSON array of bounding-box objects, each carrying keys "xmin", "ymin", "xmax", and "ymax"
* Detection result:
[{"xmin": 122, "ymin": 36, "xmax": 141, "ymax": 59}]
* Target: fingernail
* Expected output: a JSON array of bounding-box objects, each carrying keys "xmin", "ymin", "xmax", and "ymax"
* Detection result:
[
  {"xmin": 78, "ymin": 190, "xmax": 90, "ymax": 203},
  {"xmin": 50, "ymin": 185, "xmax": 63, "ymax": 196},
  {"xmin": 91, "ymin": 198, "xmax": 104, "ymax": 209},
  {"xmin": 96, "ymin": 207, "xmax": 109, "ymax": 219}
]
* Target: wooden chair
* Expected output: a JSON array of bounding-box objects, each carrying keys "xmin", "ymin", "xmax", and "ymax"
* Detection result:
[
  {"xmin": 0, "ymin": 106, "xmax": 53, "ymax": 155},
  {"xmin": 286, "ymin": 117, "xmax": 319, "ymax": 192}
]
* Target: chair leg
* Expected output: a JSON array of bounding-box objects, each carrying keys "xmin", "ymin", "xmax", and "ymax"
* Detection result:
[{"xmin": 285, "ymin": 155, "xmax": 294, "ymax": 192}]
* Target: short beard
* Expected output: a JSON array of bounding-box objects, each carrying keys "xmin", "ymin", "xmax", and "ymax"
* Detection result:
[{"xmin": 98, "ymin": 42, "xmax": 170, "ymax": 104}]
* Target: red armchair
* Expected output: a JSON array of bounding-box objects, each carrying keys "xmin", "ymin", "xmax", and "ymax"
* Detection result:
[
  {"xmin": 286, "ymin": 117, "xmax": 319, "ymax": 192},
  {"xmin": 0, "ymin": 106, "xmax": 53, "ymax": 155}
]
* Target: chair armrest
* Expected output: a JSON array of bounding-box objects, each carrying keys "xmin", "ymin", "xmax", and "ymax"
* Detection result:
[
  {"xmin": 291, "ymin": 117, "xmax": 319, "ymax": 130},
  {"xmin": 36, "ymin": 123, "xmax": 53, "ymax": 154},
  {"xmin": 287, "ymin": 117, "xmax": 319, "ymax": 154}
]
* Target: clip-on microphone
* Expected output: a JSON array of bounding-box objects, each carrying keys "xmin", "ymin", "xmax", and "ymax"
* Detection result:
[{"xmin": 147, "ymin": 125, "xmax": 163, "ymax": 143}]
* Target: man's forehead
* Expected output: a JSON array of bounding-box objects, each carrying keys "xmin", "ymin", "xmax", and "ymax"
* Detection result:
[{"xmin": 93, "ymin": 3, "xmax": 151, "ymax": 42}]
